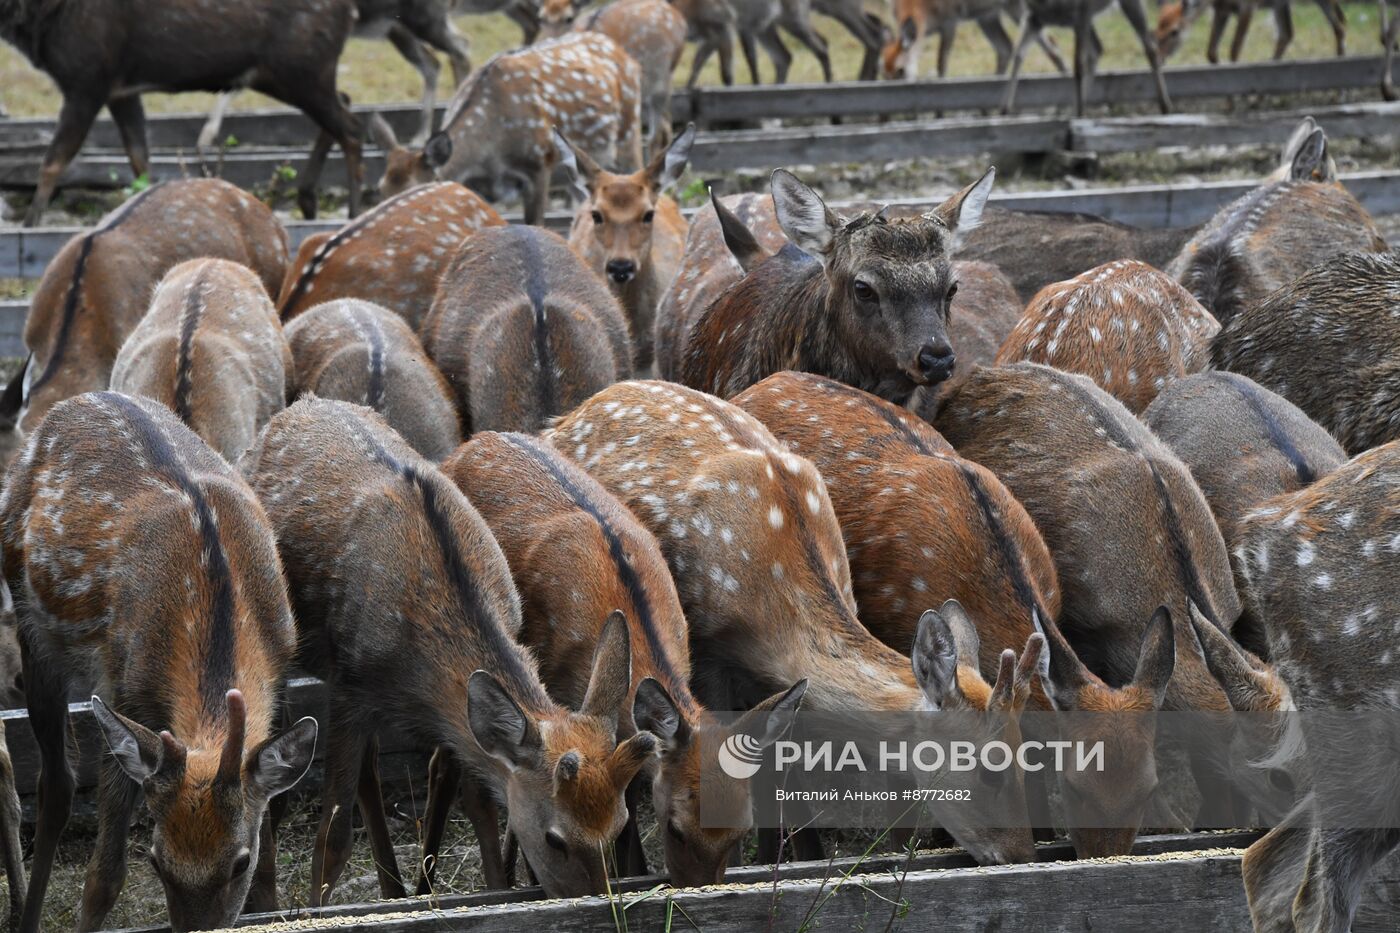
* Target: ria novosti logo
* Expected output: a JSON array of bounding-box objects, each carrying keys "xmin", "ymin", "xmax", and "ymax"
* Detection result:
[{"xmin": 718, "ymin": 732, "xmax": 766, "ymax": 779}]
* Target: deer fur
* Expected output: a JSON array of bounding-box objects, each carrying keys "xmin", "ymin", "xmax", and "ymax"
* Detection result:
[
  {"xmin": 0, "ymin": 391, "xmax": 316, "ymax": 933},
  {"xmin": 0, "ymin": 718, "xmax": 22, "ymax": 928},
  {"xmin": 671, "ymin": 0, "xmax": 740, "ymax": 86},
  {"xmin": 880, "ymin": 0, "xmax": 1068, "ymax": 79},
  {"xmin": 1154, "ymin": 0, "xmax": 1346, "ymax": 64},
  {"xmin": 285, "ymin": 299, "xmax": 461, "ymax": 461}
]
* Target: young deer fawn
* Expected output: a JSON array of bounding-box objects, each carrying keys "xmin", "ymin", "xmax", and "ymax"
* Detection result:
[
  {"xmin": 880, "ymin": 0, "xmax": 1068, "ymax": 79},
  {"xmin": 994, "ymin": 259, "xmax": 1220, "ymax": 414},
  {"xmin": 558, "ymin": 125, "xmax": 694, "ymax": 371},
  {"xmin": 109, "ymin": 258, "xmax": 292, "ymax": 462},
  {"xmin": 547, "ymin": 380, "xmax": 1043, "ymax": 865},
  {"xmin": 285, "ymin": 299, "xmax": 461, "ymax": 461},
  {"xmin": 375, "ymin": 32, "xmax": 643, "ymax": 225},
  {"xmin": 1211, "ymin": 250, "xmax": 1400, "ymax": 456},
  {"xmin": 278, "ymin": 180, "xmax": 504, "ymax": 327},
  {"xmin": 422, "ymin": 225, "xmax": 632, "ymax": 433},
  {"xmin": 1, "ymin": 392, "xmax": 317, "ymax": 933},
  {"xmin": 242, "ymin": 398, "xmax": 655, "ymax": 902},
  {"xmin": 1154, "ymin": 0, "xmax": 1346, "ymax": 64},
  {"xmin": 441, "ymin": 430, "xmax": 806, "ymax": 885},
  {"xmin": 0, "ymin": 179, "xmax": 287, "ymax": 468}
]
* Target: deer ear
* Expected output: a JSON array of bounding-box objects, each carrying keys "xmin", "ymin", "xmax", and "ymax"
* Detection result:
[
  {"xmin": 0, "ymin": 354, "xmax": 29, "ymax": 431},
  {"xmin": 91, "ymin": 696, "xmax": 166, "ymax": 783},
  {"xmin": 912, "ymin": 608, "xmax": 961, "ymax": 710},
  {"xmin": 1133, "ymin": 607, "xmax": 1177, "ymax": 708},
  {"xmin": 927, "ymin": 167, "xmax": 995, "ymax": 249},
  {"xmin": 898, "ymin": 16, "xmax": 918, "ymax": 48},
  {"xmin": 712, "ymin": 188, "xmax": 769, "ymax": 273},
  {"xmin": 367, "ymin": 113, "xmax": 400, "ymax": 152},
  {"xmin": 245, "ymin": 716, "xmax": 318, "ymax": 799},
  {"xmin": 468, "ymin": 670, "xmax": 543, "ymax": 769},
  {"xmin": 553, "ymin": 127, "xmax": 598, "ymax": 202},
  {"xmin": 633, "ymin": 677, "xmax": 691, "ymax": 754},
  {"xmin": 1031, "ymin": 608, "xmax": 1097, "ymax": 712},
  {"xmin": 649, "ymin": 123, "xmax": 695, "ymax": 194},
  {"xmin": 771, "ymin": 169, "xmax": 840, "ymax": 261},
  {"xmin": 731, "ymin": 679, "xmax": 807, "ymax": 748},
  {"xmin": 1186, "ymin": 601, "xmax": 1270, "ymax": 711},
  {"xmin": 581, "ymin": 610, "xmax": 632, "ymax": 728},
  {"xmin": 1287, "ymin": 128, "xmax": 1331, "ymax": 182},
  {"xmin": 422, "ymin": 132, "xmax": 453, "ymax": 171}
]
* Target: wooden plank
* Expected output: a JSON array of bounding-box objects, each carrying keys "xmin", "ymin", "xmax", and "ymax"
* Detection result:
[{"xmin": 1069, "ymin": 101, "xmax": 1400, "ymax": 154}]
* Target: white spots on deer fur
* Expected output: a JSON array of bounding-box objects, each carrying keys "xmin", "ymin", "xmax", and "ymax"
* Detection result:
[
  {"xmin": 1313, "ymin": 573, "xmax": 1333, "ymax": 589},
  {"xmin": 1296, "ymin": 541, "xmax": 1316, "ymax": 567},
  {"xmin": 768, "ymin": 505, "xmax": 784, "ymax": 530},
  {"xmin": 1363, "ymin": 539, "xmax": 1378, "ymax": 559},
  {"xmin": 911, "ymin": 577, "xmax": 927, "ymax": 593},
  {"xmin": 805, "ymin": 490, "xmax": 821, "ymax": 515}
]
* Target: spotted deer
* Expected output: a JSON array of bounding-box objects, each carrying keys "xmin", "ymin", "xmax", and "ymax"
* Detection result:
[
  {"xmin": 439, "ymin": 430, "xmax": 806, "ymax": 885},
  {"xmin": 1212, "ymin": 251, "xmax": 1400, "ymax": 456},
  {"xmin": 994, "ymin": 259, "xmax": 1220, "ymax": 414},
  {"xmin": 1234, "ymin": 440, "xmax": 1400, "ymax": 933},
  {"xmin": 285, "ymin": 299, "xmax": 460, "ymax": 461},
  {"xmin": 1144, "ymin": 372, "xmax": 1345, "ymax": 656},
  {"xmin": 109, "ymin": 259, "xmax": 291, "ymax": 463},
  {"xmin": 1154, "ymin": 0, "xmax": 1346, "ymax": 63},
  {"xmin": 1169, "ymin": 119, "xmax": 1387, "ymax": 325},
  {"xmin": 557, "ymin": 125, "xmax": 693, "ymax": 371},
  {"xmin": 880, "ymin": 0, "xmax": 1068, "ymax": 79},
  {"xmin": 682, "ymin": 168, "xmax": 996, "ymax": 403},
  {"xmin": 547, "ymin": 380, "xmax": 1043, "ymax": 865},
  {"xmin": 242, "ymin": 398, "xmax": 654, "ymax": 902},
  {"xmin": 375, "ymin": 32, "xmax": 643, "ymax": 225},
  {"xmin": 0, "ymin": 392, "xmax": 316, "ymax": 933},
  {"xmin": 422, "ymin": 225, "xmax": 631, "ymax": 434},
  {"xmin": 0, "ymin": 179, "xmax": 287, "ymax": 468},
  {"xmin": 277, "ymin": 181, "xmax": 504, "ymax": 328}
]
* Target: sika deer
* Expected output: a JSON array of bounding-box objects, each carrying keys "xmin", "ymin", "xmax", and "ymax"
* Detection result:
[
  {"xmin": 0, "ymin": 179, "xmax": 287, "ymax": 469},
  {"xmin": 558, "ymin": 125, "xmax": 694, "ymax": 371},
  {"xmin": 0, "ymin": 392, "xmax": 316, "ymax": 933},
  {"xmin": 375, "ymin": 33, "xmax": 643, "ymax": 224},
  {"xmin": 1144, "ymin": 372, "xmax": 1345, "ymax": 656},
  {"xmin": 422, "ymin": 225, "xmax": 631, "ymax": 433},
  {"xmin": 242, "ymin": 398, "xmax": 654, "ymax": 901},
  {"xmin": 672, "ymin": 0, "xmax": 740, "ymax": 86},
  {"xmin": 732, "ymin": 0, "xmax": 834, "ymax": 84},
  {"xmin": 285, "ymin": 299, "xmax": 460, "ymax": 461},
  {"xmin": 278, "ymin": 180, "xmax": 503, "ymax": 328},
  {"xmin": 1154, "ymin": 0, "xmax": 1346, "ymax": 64},
  {"xmin": 547, "ymin": 380, "xmax": 1042, "ymax": 865},
  {"xmin": 1, "ymin": 719, "xmax": 22, "ymax": 928},
  {"xmin": 1168, "ymin": 119, "xmax": 1387, "ymax": 325},
  {"xmin": 881, "ymin": 0, "xmax": 1068, "ymax": 79},
  {"xmin": 994, "ymin": 259, "xmax": 1220, "ymax": 414},
  {"xmin": 1235, "ymin": 441, "xmax": 1400, "ymax": 933},
  {"xmin": 109, "ymin": 259, "xmax": 291, "ymax": 462},
  {"xmin": 441, "ymin": 430, "xmax": 806, "ymax": 885},
  {"xmin": 682, "ymin": 168, "xmax": 995, "ymax": 403},
  {"xmin": 0, "ymin": 0, "xmax": 363, "ymax": 226},
  {"xmin": 1212, "ymin": 251, "xmax": 1400, "ymax": 456}
]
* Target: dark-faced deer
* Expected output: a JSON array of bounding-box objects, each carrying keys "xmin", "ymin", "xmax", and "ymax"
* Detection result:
[
  {"xmin": 422, "ymin": 225, "xmax": 631, "ymax": 433},
  {"xmin": 558, "ymin": 125, "xmax": 694, "ymax": 371},
  {"xmin": 994, "ymin": 259, "xmax": 1220, "ymax": 414},
  {"xmin": 681, "ymin": 168, "xmax": 995, "ymax": 404},
  {"xmin": 109, "ymin": 258, "xmax": 291, "ymax": 462},
  {"xmin": 881, "ymin": 0, "xmax": 1068, "ymax": 79},
  {"xmin": 0, "ymin": 179, "xmax": 287, "ymax": 469},
  {"xmin": 1168, "ymin": 118, "xmax": 1387, "ymax": 326},
  {"xmin": 441, "ymin": 430, "xmax": 806, "ymax": 885},
  {"xmin": 242, "ymin": 398, "xmax": 654, "ymax": 902},
  {"xmin": 375, "ymin": 33, "xmax": 643, "ymax": 225},
  {"xmin": 0, "ymin": 392, "xmax": 316, "ymax": 933},
  {"xmin": 0, "ymin": 0, "xmax": 363, "ymax": 226},
  {"xmin": 1154, "ymin": 0, "xmax": 1345, "ymax": 63},
  {"xmin": 547, "ymin": 380, "xmax": 1042, "ymax": 865}
]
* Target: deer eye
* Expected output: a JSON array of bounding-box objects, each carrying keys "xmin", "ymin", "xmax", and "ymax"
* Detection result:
[
  {"xmin": 231, "ymin": 851, "xmax": 252, "ymax": 880},
  {"xmin": 591, "ymin": 210, "xmax": 604, "ymax": 225},
  {"xmin": 642, "ymin": 210, "xmax": 655, "ymax": 224},
  {"xmin": 946, "ymin": 282, "xmax": 958, "ymax": 301},
  {"xmin": 546, "ymin": 829, "xmax": 569, "ymax": 855},
  {"xmin": 852, "ymin": 280, "xmax": 877, "ymax": 303}
]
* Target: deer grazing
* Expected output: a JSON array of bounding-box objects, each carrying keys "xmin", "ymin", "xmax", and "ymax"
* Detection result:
[
  {"xmin": 681, "ymin": 168, "xmax": 995, "ymax": 403},
  {"xmin": 1211, "ymin": 250, "xmax": 1400, "ymax": 455},
  {"xmin": 285, "ymin": 299, "xmax": 461, "ymax": 461},
  {"xmin": 1154, "ymin": 0, "xmax": 1346, "ymax": 64},
  {"xmin": 440, "ymin": 430, "xmax": 807, "ymax": 885},
  {"xmin": 242, "ymin": 398, "xmax": 655, "ymax": 902},
  {"xmin": 1001, "ymin": 0, "xmax": 1171, "ymax": 116},
  {"xmin": 109, "ymin": 259, "xmax": 291, "ymax": 462},
  {"xmin": 994, "ymin": 259, "xmax": 1220, "ymax": 414},
  {"xmin": 422, "ymin": 225, "xmax": 632, "ymax": 433},
  {"xmin": 880, "ymin": 0, "xmax": 1068, "ymax": 80},
  {"xmin": 1235, "ymin": 440, "xmax": 1400, "ymax": 933},
  {"xmin": 0, "ymin": 0, "xmax": 363, "ymax": 226},
  {"xmin": 558, "ymin": 125, "xmax": 694, "ymax": 371},
  {"xmin": 1168, "ymin": 118, "xmax": 1387, "ymax": 325},
  {"xmin": 547, "ymin": 380, "xmax": 1044, "ymax": 866},
  {"xmin": 375, "ymin": 32, "xmax": 642, "ymax": 225},
  {"xmin": 0, "ymin": 392, "xmax": 317, "ymax": 933},
  {"xmin": 0, "ymin": 179, "xmax": 287, "ymax": 468}
]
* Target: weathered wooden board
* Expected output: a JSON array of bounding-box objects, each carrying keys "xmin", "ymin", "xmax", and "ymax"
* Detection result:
[{"xmin": 1068, "ymin": 101, "xmax": 1400, "ymax": 154}]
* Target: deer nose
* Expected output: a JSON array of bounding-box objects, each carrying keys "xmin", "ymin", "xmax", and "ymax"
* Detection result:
[
  {"xmin": 916, "ymin": 343, "xmax": 955, "ymax": 383},
  {"xmin": 605, "ymin": 259, "xmax": 636, "ymax": 284}
]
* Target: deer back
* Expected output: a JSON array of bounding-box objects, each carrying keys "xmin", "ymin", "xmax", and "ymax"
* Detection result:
[{"xmin": 583, "ymin": 0, "xmax": 689, "ymax": 92}]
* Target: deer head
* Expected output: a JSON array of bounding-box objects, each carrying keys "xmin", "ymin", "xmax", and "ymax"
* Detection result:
[
  {"xmin": 539, "ymin": 0, "xmax": 581, "ymax": 38},
  {"xmin": 1154, "ymin": 0, "xmax": 1206, "ymax": 59},
  {"xmin": 880, "ymin": 17, "xmax": 920, "ymax": 80},
  {"xmin": 370, "ymin": 113, "xmax": 451, "ymax": 199}
]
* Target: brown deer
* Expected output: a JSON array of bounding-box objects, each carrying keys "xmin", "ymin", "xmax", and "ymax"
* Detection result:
[
  {"xmin": 1, "ymin": 721, "xmax": 22, "ymax": 928},
  {"xmin": 1144, "ymin": 372, "xmax": 1345, "ymax": 656},
  {"xmin": 109, "ymin": 259, "xmax": 291, "ymax": 462},
  {"xmin": 1168, "ymin": 118, "xmax": 1387, "ymax": 325},
  {"xmin": 880, "ymin": 0, "xmax": 1068, "ymax": 79},
  {"xmin": 1154, "ymin": 0, "xmax": 1346, "ymax": 64},
  {"xmin": 241, "ymin": 397, "xmax": 654, "ymax": 902},
  {"xmin": 285, "ymin": 299, "xmax": 461, "ymax": 461},
  {"xmin": 547, "ymin": 380, "xmax": 1043, "ymax": 865},
  {"xmin": 0, "ymin": 391, "xmax": 317, "ymax": 933},
  {"xmin": 0, "ymin": 0, "xmax": 363, "ymax": 226},
  {"xmin": 440, "ymin": 430, "xmax": 806, "ymax": 885},
  {"xmin": 1234, "ymin": 440, "xmax": 1400, "ymax": 933},
  {"xmin": 422, "ymin": 225, "xmax": 632, "ymax": 433},
  {"xmin": 375, "ymin": 33, "xmax": 643, "ymax": 225},
  {"xmin": 994, "ymin": 259, "xmax": 1220, "ymax": 414},
  {"xmin": 681, "ymin": 167, "xmax": 996, "ymax": 403},
  {"xmin": 557, "ymin": 125, "xmax": 694, "ymax": 371},
  {"xmin": 277, "ymin": 180, "xmax": 504, "ymax": 327},
  {"xmin": 0, "ymin": 179, "xmax": 287, "ymax": 469}
]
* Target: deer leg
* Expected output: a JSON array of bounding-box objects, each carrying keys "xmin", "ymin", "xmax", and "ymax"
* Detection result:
[
  {"xmin": 16, "ymin": 648, "xmax": 74, "ymax": 933},
  {"xmin": 23, "ymin": 91, "xmax": 104, "ymax": 227},
  {"xmin": 688, "ymin": 40, "xmax": 717, "ymax": 88},
  {"xmin": 107, "ymin": 95, "xmax": 149, "ymax": 181},
  {"xmin": 523, "ymin": 164, "xmax": 551, "ymax": 226},
  {"xmin": 387, "ymin": 26, "xmax": 441, "ymax": 146},
  {"xmin": 415, "ymin": 746, "xmax": 461, "ymax": 896},
  {"xmin": 460, "ymin": 773, "xmax": 509, "ymax": 889},
  {"xmin": 717, "ymin": 27, "xmax": 738, "ymax": 85},
  {"xmin": 740, "ymin": 30, "xmax": 764, "ymax": 84},
  {"xmin": 1382, "ymin": 2, "xmax": 1398, "ymax": 101},
  {"xmin": 978, "ymin": 16, "xmax": 1015, "ymax": 74},
  {"xmin": 1034, "ymin": 28, "xmax": 1069, "ymax": 73},
  {"xmin": 783, "ymin": 17, "xmax": 832, "ymax": 82},
  {"xmin": 310, "ymin": 707, "xmax": 366, "ymax": 907},
  {"xmin": 1000, "ymin": 14, "xmax": 1039, "ymax": 113},
  {"xmin": 1268, "ymin": 4, "xmax": 1288, "ymax": 60},
  {"xmin": 420, "ymin": 17, "xmax": 473, "ymax": 88},
  {"xmin": 244, "ymin": 810, "xmax": 279, "ymax": 915},
  {"xmin": 1119, "ymin": 0, "xmax": 1171, "ymax": 113},
  {"xmin": 197, "ymin": 92, "xmax": 236, "ymax": 172},
  {"xmin": 1292, "ymin": 829, "xmax": 1400, "ymax": 933},
  {"xmin": 1072, "ymin": 13, "xmax": 1093, "ymax": 117},
  {"xmin": 291, "ymin": 85, "xmax": 364, "ymax": 220},
  {"xmin": 937, "ymin": 21, "xmax": 957, "ymax": 78},
  {"xmin": 0, "ymin": 722, "xmax": 25, "ymax": 929},
  {"xmin": 829, "ymin": 7, "xmax": 881, "ymax": 80},
  {"xmin": 76, "ymin": 756, "xmax": 141, "ymax": 932},
  {"xmin": 357, "ymin": 736, "xmax": 407, "ymax": 899},
  {"xmin": 507, "ymin": 0, "xmax": 542, "ymax": 44},
  {"xmin": 297, "ymin": 132, "xmax": 334, "ymax": 221},
  {"xmin": 1316, "ymin": 0, "xmax": 1345, "ymax": 55},
  {"xmin": 1206, "ymin": 6, "xmax": 1228, "ymax": 63}
]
